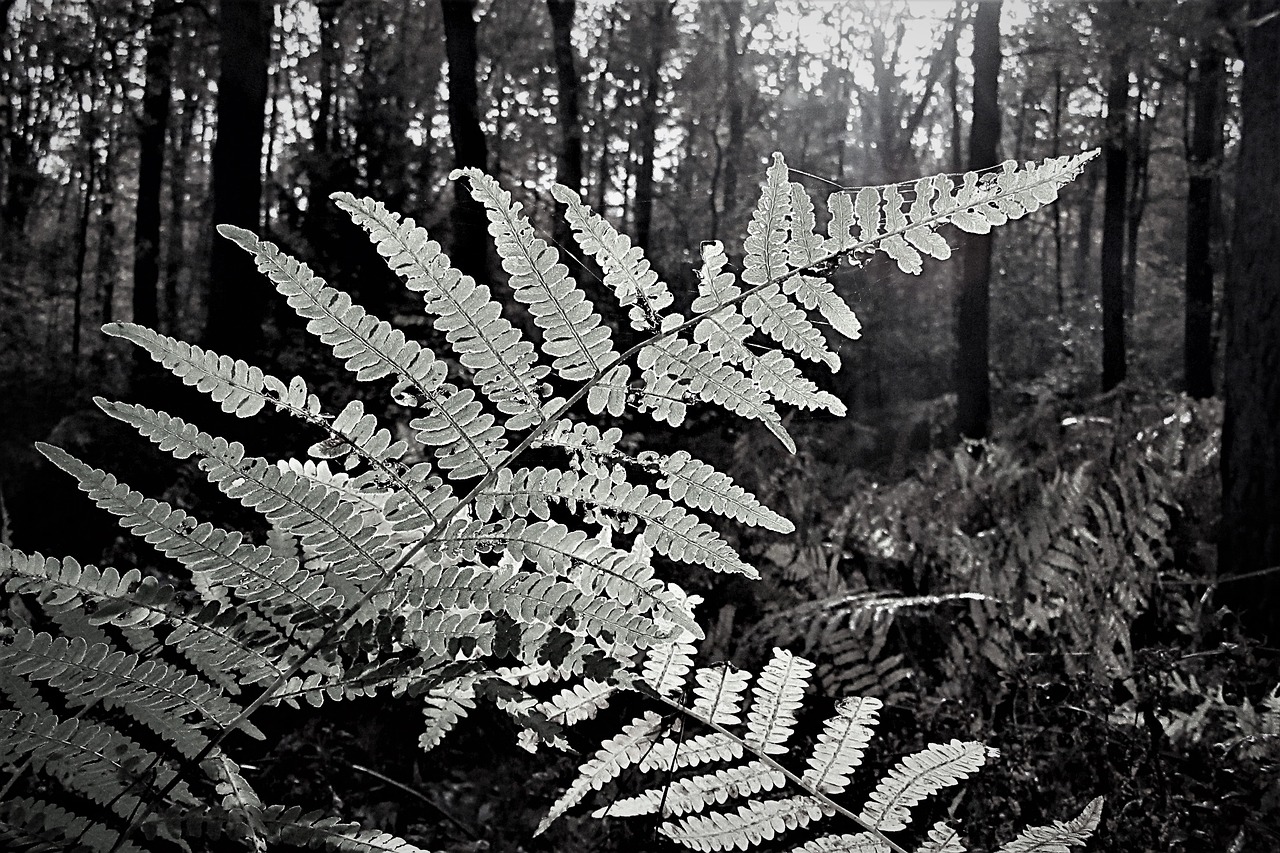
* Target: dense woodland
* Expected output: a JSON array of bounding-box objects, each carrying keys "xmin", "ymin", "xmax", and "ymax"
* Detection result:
[{"xmin": 1, "ymin": 0, "xmax": 1280, "ymax": 851}]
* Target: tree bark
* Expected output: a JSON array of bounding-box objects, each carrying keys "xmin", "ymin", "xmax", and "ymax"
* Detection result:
[
  {"xmin": 441, "ymin": 0, "xmax": 490, "ymax": 283},
  {"xmin": 133, "ymin": 0, "xmax": 177, "ymax": 336},
  {"xmin": 205, "ymin": 0, "xmax": 272, "ymax": 357},
  {"xmin": 1100, "ymin": 44, "xmax": 1129, "ymax": 391},
  {"xmin": 955, "ymin": 0, "xmax": 1001, "ymax": 441},
  {"xmin": 1185, "ymin": 2, "xmax": 1228, "ymax": 400},
  {"xmin": 1220, "ymin": 0, "xmax": 1280, "ymax": 640},
  {"xmin": 547, "ymin": 0, "xmax": 583, "ymax": 270},
  {"xmin": 632, "ymin": 0, "xmax": 673, "ymax": 256}
]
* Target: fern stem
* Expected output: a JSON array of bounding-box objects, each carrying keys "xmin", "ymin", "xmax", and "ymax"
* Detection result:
[{"xmin": 649, "ymin": 691, "xmax": 912, "ymax": 853}]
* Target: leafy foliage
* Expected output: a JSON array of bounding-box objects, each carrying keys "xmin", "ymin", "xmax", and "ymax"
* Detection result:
[{"xmin": 0, "ymin": 152, "xmax": 1096, "ymax": 851}]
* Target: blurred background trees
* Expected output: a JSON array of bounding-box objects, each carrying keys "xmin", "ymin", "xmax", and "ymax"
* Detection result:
[{"xmin": 2, "ymin": 2, "xmax": 1279, "ymax": 848}]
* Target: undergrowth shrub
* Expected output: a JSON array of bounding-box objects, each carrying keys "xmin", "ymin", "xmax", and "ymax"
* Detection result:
[{"xmin": 0, "ymin": 152, "xmax": 1105, "ymax": 853}]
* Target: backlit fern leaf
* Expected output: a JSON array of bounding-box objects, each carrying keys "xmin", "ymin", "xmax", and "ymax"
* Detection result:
[
  {"xmin": 802, "ymin": 696, "xmax": 881, "ymax": 795},
  {"xmin": 332, "ymin": 192, "xmax": 548, "ymax": 431},
  {"xmin": 458, "ymin": 168, "xmax": 619, "ymax": 382},
  {"xmin": 97, "ymin": 401, "xmax": 397, "ymax": 597},
  {"xmin": 744, "ymin": 649, "xmax": 813, "ymax": 754},
  {"xmin": 262, "ymin": 804, "xmax": 436, "ymax": 852},
  {"xmin": 598, "ymin": 760, "xmax": 785, "ymax": 818},
  {"xmin": 0, "ymin": 796, "xmax": 149, "ymax": 853},
  {"xmin": 858, "ymin": 739, "xmax": 995, "ymax": 833},
  {"xmin": 0, "ymin": 629, "xmax": 258, "ymax": 757},
  {"xmin": 651, "ymin": 450, "xmax": 795, "ymax": 534},
  {"xmin": 218, "ymin": 224, "xmax": 505, "ymax": 480},
  {"xmin": 550, "ymin": 182, "xmax": 674, "ymax": 331},
  {"xmin": 995, "ymin": 797, "xmax": 1104, "ymax": 853},
  {"xmin": 661, "ymin": 795, "xmax": 827, "ymax": 852},
  {"xmin": 918, "ymin": 821, "xmax": 967, "ymax": 853}
]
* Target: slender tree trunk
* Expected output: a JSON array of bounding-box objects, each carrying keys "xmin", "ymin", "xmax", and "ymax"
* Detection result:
[
  {"xmin": 306, "ymin": 0, "xmax": 341, "ymax": 252},
  {"xmin": 547, "ymin": 0, "xmax": 583, "ymax": 268},
  {"xmin": 1220, "ymin": 0, "xmax": 1280, "ymax": 640},
  {"xmin": 719, "ymin": 0, "xmax": 746, "ymax": 232},
  {"xmin": 1052, "ymin": 62, "xmax": 1064, "ymax": 315},
  {"xmin": 1100, "ymin": 44, "xmax": 1129, "ymax": 391},
  {"xmin": 133, "ymin": 0, "xmax": 176, "ymax": 337},
  {"xmin": 441, "ymin": 0, "xmax": 489, "ymax": 282},
  {"xmin": 95, "ymin": 130, "xmax": 119, "ymax": 327},
  {"xmin": 205, "ymin": 0, "xmax": 272, "ymax": 356},
  {"xmin": 632, "ymin": 0, "xmax": 673, "ymax": 256},
  {"xmin": 164, "ymin": 52, "xmax": 196, "ymax": 338},
  {"xmin": 955, "ymin": 0, "xmax": 1001, "ymax": 441},
  {"xmin": 1185, "ymin": 3, "xmax": 1227, "ymax": 400}
]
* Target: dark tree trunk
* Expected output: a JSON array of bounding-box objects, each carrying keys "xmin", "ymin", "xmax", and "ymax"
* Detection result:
[
  {"xmin": 547, "ymin": 0, "xmax": 583, "ymax": 268},
  {"xmin": 632, "ymin": 0, "xmax": 673, "ymax": 256},
  {"xmin": 719, "ymin": 0, "xmax": 746, "ymax": 234},
  {"xmin": 95, "ymin": 130, "xmax": 119, "ymax": 328},
  {"xmin": 205, "ymin": 0, "xmax": 272, "ymax": 357},
  {"xmin": 133, "ymin": 0, "xmax": 177, "ymax": 336},
  {"xmin": 441, "ymin": 0, "xmax": 490, "ymax": 283},
  {"xmin": 955, "ymin": 0, "xmax": 1000, "ymax": 441},
  {"xmin": 1185, "ymin": 3, "xmax": 1228, "ymax": 400},
  {"xmin": 1220, "ymin": 0, "xmax": 1280, "ymax": 640},
  {"xmin": 164, "ymin": 49, "xmax": 197, "ymax": 338},
  {"xmin": 1100, "ymin": 45, "xmax": 1129, "ymax": 391},
  {"xmin": 306, "ymin": 0, "xmax": 342, "ymax": 254}
]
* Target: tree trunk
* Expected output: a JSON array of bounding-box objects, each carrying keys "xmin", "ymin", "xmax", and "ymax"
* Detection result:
[
  {"xmin": 547, "ymin": 0, "xmax": 583, "ymax": 269},
  {"xmin": 441, "ymin": 0, "xmax": 490, "ymax": 283},
  {"xmin": 1185, "ymin": 2, "xmax": 1228, "ymax": 400},
  {"xmin": 164, "ymin": 45, "xmax": 197, "ymax": 339},
  {"xmin": 205, "ymin": 0, "xmax": 272, "ymax": 357},
  {"xmin": 133, "ymin": 0, "xmax": 177, "ymax": 337},
  {"xmin": 632, "ymin": 0, "xmax": 673, "ymax": 256},
  {"xmin": 306, "ymin": 0, "xmax": 342, "ymax": 254},
  {"xmin": 955, "ymin": 0, "xmax": 1001, "ymax": 441},
  {"xmin": 719, "ymin": 0, "xmax": 746, "ymax": 234},
  {"xmin": 1100, "ymin": 44, "xmax": 1129, "ymax": 391},
  {"xmin": 1220, "ymin": 0, "xmax": 1280, "ymax": 640}
]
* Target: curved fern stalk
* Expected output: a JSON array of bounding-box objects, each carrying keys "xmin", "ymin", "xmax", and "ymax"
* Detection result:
[
  {"xmin": 218, "ymin": 225, "xmax": 506, "ymax": 481},
  {"xmin": 331, "ymin": 192, "xmax": 549, "ymax": 431},
  {"xmin": 458, "ymin": 168, "xmax": 620, "ymax": 382},
  {"xmin": 96, "ymin": 401, "xmax": 399, "ymax": 602},
  {"xmin": 549, "ymin": 182, "xmax": 674, "ymax": 332}
]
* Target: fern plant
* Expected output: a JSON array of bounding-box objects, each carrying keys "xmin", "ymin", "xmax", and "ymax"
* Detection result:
[{"xmin": 1, "ymin": 149, "xmax": 1097, "ymax": 852}]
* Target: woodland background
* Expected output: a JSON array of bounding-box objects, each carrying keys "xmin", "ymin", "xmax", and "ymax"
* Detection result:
[{"xmin": 1, "ymin": 0, "xmax": 1279, "ymax": 851}]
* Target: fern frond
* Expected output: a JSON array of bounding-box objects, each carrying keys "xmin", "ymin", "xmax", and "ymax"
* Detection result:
[
  {"xmin": 0, "ymin": 629, "xmax": 259, "ymax": 757},
  {"xmin": 917, "ymin": 821, "xmax": 966, "ymax": 853},
  {"xmin": 691, "ymin": 664, "xmax": 753, "ymax": 726},
  {"xmin": 598, "ymin": 760, "xmax": 785, "ymax": 818},
  {"xmin": 458, "ymin": 168, "xmax": 619, "ymax": 382},
  {"xmin": 745, "ymin": 649, "xmax": 813, "ymax": 754},
  {"xmin": 791, "ymin": 832, "xmax": 890, "ymax": 852},
  {"xmin": 32, "ymin": 443, "xmax": 337, "ymax": 634},
  {"xmin": 536, "ymin": 679, "xmax": 615, "ymax": 728},
  {"xmin": 535, "ymin": 711, "xmax": 664, "ymax": 835},
  {"xmin": 217, "ymin": 225, "xmax": 506, "ymax": 480},
  {"xmin": 331, "ymin": 192, "xmax": 548, "ymax": 430},
  {"xmin": 742, "ymin": 154, "xmax": 839, "ymax": 369},
  {"xmin": 263, "ymin": 804, "xmax": 434, "ymax": 853},
  {"xmin": 206, "ymin": 753, "xmax": 267, "ymax": 847},
  {"xmin": 651, "ymin": 450, "xmax": 794, "ymax": 534},
  {"xmin": 661, "ymin": 795, "xmax": 826, "ymax": 852},
  {"xmin": 802, "ymin": 696, "xmax": 882, "ymax": 796},
  {"xmin": 995, "ymin": 797, "xmax": 1103, "ymax": 853},
  {"xmin": 638, "ymin": 335, "xmax": 795, "ymax": 453},
  {"xmin": 638, "ymin": 732, "xmax": 743, "ymax": 773},
  {"xmin": 827, "ymin": 153, "xmax": 1095, "ymax": 276},
  {"xmin": 96, "ymin": 401, "xmax": 397, "ymax": 596},
  {"xmin": 481, "ymin": 467, "xmax": 757, "ymax": 577},
  {"xmin": 858, "ymin": 740, "xmax": 994, "ymax": 833},
  {"xmin": 0, "ymin": 710, "xmax": 195, "ymax": 818},
  {"xmin": 641, "ymin": 637, "xmax": 698, "ymax": 697},
  {"xmin": 787, "ymin": 183, "xmax": 862, "ymax": 342},
  {"xmin": 419, "ymin": 678, "xmax": 477, "ymax": 753},
  {"xmin": 2, "ymin": 544, "xmax": 295, "ymax": 693},
  {"xmin": 550, "ymin": 183, "xmax": 674, "ymax": 331},
  {"xmin": 0, "ymin": 796, "xmax": 149, "ymax": 853}
]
